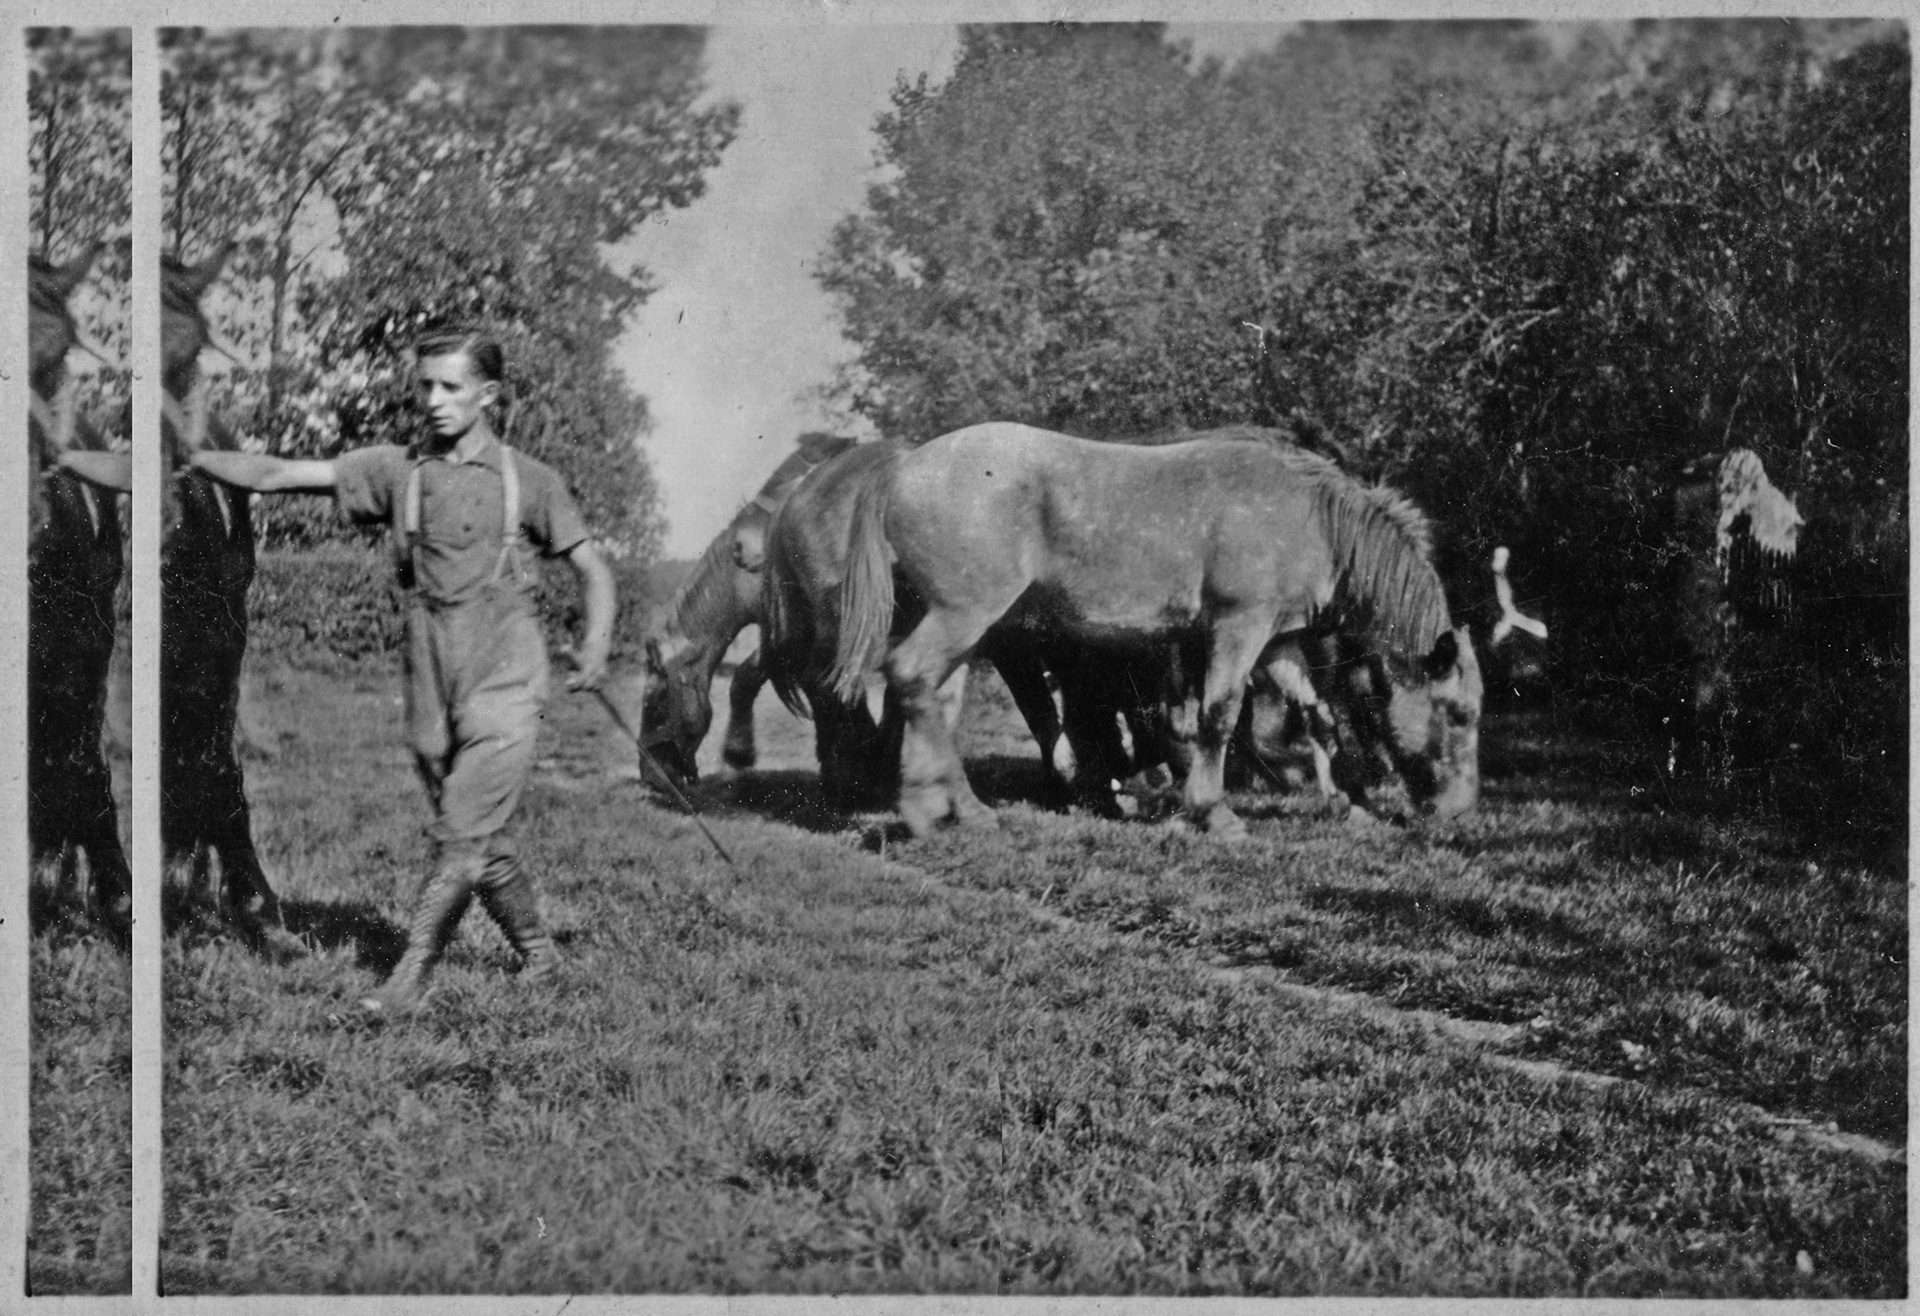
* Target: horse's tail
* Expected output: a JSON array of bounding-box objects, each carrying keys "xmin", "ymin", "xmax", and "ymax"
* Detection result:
[
  {"xmin": 828, "ymin": 450, "xmax": 902, "ymax": 705},
  {"xmin": 761, "ymin": 532, "xmax": 812, "ymax": 719}
]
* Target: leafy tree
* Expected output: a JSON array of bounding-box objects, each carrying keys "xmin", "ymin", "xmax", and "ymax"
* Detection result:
[
  {"xmin": 819, "ymin": 19, "xmax": 1907, "ymax": 815},
  {"xmin": 161, "ymin": 27, "xmax": 741, "ymax": 557},
  {"xmin": 820, "ymin": 24, "xmax": 1282, "ymax": 441}
]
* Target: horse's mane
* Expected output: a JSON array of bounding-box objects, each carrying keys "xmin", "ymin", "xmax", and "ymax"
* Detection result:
[
  {"xmin": 660, "ymin": 523, "xmax": 751, "ymax": 646},
  {"xmin": 1309, "ymin": 464, "xmax": 1449, "ymax": 666},
  {"xmin": 659, "ymin": 434, "xmax": 858, "ymax": 645}
]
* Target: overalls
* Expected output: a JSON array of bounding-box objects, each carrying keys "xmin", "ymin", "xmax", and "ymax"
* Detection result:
[{"xmin": 366, "ymin": 444, "xmax": 556, "ymax": 1013}]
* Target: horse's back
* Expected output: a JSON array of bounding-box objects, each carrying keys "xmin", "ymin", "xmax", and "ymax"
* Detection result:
[{"xmin": 889, "ymin": 424, "xmax": 1335, "ymax": 637}]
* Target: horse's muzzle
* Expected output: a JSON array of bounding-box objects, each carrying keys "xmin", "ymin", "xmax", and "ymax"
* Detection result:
[{"xmin": 643, "ymin": 739, "xmax": 698, "ymax": 789}]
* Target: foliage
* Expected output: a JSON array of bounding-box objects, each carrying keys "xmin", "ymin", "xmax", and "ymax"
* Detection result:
[
  {"xmin": 28, "ymin": 27, "xmax": 132, "ymax": 440},
  {"xmin": 816, "ymin": 20, "xmax": 1908, "ymax": 819},
  {"xmin": 30, "ymin": 939, "xmax": 130, "ymax": 1296},
  {"xmin": 160, "ymin": 27, "xmax": 741, "ymax": 557}
]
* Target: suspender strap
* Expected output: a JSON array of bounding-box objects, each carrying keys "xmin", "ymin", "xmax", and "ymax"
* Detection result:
[
  {"xmin": 497, "ymin": 446, "xmax": 521, "ymax": 585},
  {"xmin": 396, "ymin": 443, "xmax": 523, "ymax": 592}
]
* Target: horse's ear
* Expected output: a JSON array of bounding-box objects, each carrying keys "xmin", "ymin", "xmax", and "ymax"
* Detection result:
[
  {"xmin": 49, "ymin": 244, "xmax": 101, "ymax": 299},
  {"xmin": 184, "ymin": 243, "xmax": 234, "ymax": 299}
]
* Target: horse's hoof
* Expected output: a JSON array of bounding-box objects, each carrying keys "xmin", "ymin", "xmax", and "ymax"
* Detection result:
[
  {"xmin": 953, "ymin": 803, "xmax": 1000, "ymax": 831},
  {"xmin": 1346, "ymin": 804, "xmax": 1385, "ymax": 830},
  {"xmin": 898, "ymin": 795, "xmax": 944, "ymax": 839},
  {"xmin": 1204, "ymin": 806, "xmax": 1250, "ymax": 841},
  {"xmin": 721, "ymin": 748, "xmax": 755, "ymax": 771}
]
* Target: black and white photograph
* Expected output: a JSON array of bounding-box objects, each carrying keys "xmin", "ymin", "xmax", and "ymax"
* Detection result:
[
  {"xmin": 131, "ymin": 16, "xmax": 1911, "ymax": 1298},
  {"xmin": 23, "ymin": 22, "xmax": 133, "ymax": 1298}
]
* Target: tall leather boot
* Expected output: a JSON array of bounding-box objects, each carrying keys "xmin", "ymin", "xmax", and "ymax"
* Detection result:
[
  {"xmin": 359, "ymin": 856, "xmax": 477, "ymax": 1017},
  {"xmin": 479, "ymin": 861, "xmax": 558, "ymax": 982}
]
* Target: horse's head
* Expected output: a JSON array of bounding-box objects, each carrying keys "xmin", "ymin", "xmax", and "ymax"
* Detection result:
[
  {"xmin": 639, "ymin": 634, "xmax": 710, "ymax": 788},
  {"xmin": 161, "ymin": 246, "xmax": 235, "ymax": 406},
  {"xmin": 29, "ymin": 247, "xmax": 102, "ymax": 403},
  {"xmin": 1375, "ymin": 626, "xmax": 1482, "ymax": 818}
]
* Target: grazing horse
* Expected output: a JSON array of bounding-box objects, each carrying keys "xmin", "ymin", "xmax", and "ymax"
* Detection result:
[
  {"xmin": 28, "ymin": 248, "xmax": 131, "ymax": 938},
  {"xmin": 830, "ymin": 423, "xmax": 1482, "ymax": 838},
  {"xmin": 161, "ymin": 250, "xmax": 294, "ymax": 949},
  {"xmin": 758, "ymin": 423, "xmax": 1363, "ymax": 816},
  {"xmin": 639, "ymin": 432, "xmax": 858, "ymax": 785},
  {"xmin": 761, "ymin": 439, "xmax": 1112, "ymax": 811}
]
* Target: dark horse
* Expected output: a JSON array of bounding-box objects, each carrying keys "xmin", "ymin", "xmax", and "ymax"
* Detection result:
[
  {"xmin": 830, "ymin": 423, "xmax": 1482, "ymax": 838},
  {"xmin": 639, "ymin": 432, "xmax": 858, "ymax": 785},
  {"xmin": 28, "ymin": 247, "xmax": 131, "ymax": 939},
  {"xmin": 161, "ymin": 250, "xmax": 295, "ymax": 950}
]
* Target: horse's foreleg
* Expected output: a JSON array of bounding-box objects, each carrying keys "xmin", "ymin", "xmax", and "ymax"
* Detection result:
[
  {"xmin": 721, "ymin": 649, "xmax": 764, "ymax": 770},
  {"xmin": 1260, "ymin": 645, "xmax": 1345, "ymax": 807},
  {"xmin": 1180, "ymin": 628, "xmax": 1267, "ymax": 839},
  {"xmin": 1055, "ymin": 658, "xmax": 1135, "ymax": 817}
]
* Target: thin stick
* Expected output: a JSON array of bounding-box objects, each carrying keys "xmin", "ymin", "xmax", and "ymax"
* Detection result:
[{"xmin": 584, "ymin": 686, "xmax": 737, "ymax": 867}]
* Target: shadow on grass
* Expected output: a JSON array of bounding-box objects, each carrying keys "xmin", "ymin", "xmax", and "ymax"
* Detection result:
[
  {"xmin": 1297, "ymin": 881, "xmax": 1597, "ymax": 960},
  {"xmin": 161, "ymin": 882, "xmax": 407, "ymax": 972}
]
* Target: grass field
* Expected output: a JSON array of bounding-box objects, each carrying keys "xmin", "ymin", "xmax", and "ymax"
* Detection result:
[
  {"xmin": 29, "ymin": 737, "xmax": 133, "ymax": 1295},
  {"xmin": 160, "ymin": 658, "xmax": 1905, "ymax": 1296}
]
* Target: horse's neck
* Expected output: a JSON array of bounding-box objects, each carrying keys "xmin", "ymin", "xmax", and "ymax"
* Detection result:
[
  {"xmin": 661, "ymin": 629, "xmax": 735, "ymax": 687},
  {"xmin": 162, "ymin": 374, "xmax": 210, "ymax": 452}
]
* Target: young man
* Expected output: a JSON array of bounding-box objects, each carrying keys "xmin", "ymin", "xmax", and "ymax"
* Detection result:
[{"xmin": 193, "ymin": 327, "xmax": 616, "ymax": 1015}]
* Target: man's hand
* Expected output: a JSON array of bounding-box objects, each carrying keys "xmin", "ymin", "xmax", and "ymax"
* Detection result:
[
  {"xmin": 565, "ymin": 640, "xmax": 610, "ymax": 693},
  {"xmin": 562, "ymin": 540, "xmax": 616, "ymax": 693}
]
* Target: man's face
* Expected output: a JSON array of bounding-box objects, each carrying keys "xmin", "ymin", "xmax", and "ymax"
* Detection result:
[{"xmin": 416, "ymin": 350, "xmax": 497, "ymax": 440}]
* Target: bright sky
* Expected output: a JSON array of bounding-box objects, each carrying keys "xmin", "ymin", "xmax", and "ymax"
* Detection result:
[{"xmin": 612, "ymin": 23, "xmax": 1287, "ymax": 559}]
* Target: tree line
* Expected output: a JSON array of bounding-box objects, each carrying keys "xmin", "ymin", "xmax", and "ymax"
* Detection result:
[{"xmin": 814, "ymin": 20, "xmax": 1907, "ymax": 819}]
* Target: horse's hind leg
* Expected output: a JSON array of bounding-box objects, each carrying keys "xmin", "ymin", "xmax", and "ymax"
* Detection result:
[
  {"xmin": 721, "ymin": 649, "xmax": 764, "ymax": 770},
  {"xmin": 888, "ymin": 608, "xmax": 1001, "ymax": 837},
  {"xmin": 978, "ymin": 634, "xmax": 1072, "ymax": 799}
]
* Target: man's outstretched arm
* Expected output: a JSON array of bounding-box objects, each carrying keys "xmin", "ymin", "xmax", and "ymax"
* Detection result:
[
  {"xmin": 191, "ymin": 450, "xmax": 338, "ymax": 493},
  {"xmin": 56, "ymin": 451, "xmax": 133, "ymax": 493}
]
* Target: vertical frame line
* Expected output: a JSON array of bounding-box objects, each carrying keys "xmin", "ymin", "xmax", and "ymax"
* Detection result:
[
  {"xmin": 0, "ymin": 17, "xmax": 27, "ymax": 1303},
  {"xmin": 130, "ymin": 18, "xmax": 161, "ymax": 1304}
]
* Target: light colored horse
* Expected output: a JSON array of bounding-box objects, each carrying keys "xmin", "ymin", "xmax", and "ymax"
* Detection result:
[{"xmin": 831, "ymin": 423, "xmax": 1482, "ymax": 838}]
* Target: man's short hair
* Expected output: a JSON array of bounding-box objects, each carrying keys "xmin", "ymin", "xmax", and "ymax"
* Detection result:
[{"xmin": 414, "ymin": 324, "xmax": 505, "ymax": 384}]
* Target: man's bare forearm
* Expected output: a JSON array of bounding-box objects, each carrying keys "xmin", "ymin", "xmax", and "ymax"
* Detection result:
[
  {"xmin": 56, "ymin": 451, "xmax": 133, "ymax": 493},
  {"xmin": 191, "ymin": 450, "xmax": 337, "ymax": 493}
]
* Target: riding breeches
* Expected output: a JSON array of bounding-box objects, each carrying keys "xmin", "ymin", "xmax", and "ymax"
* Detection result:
[{"xmin": 404, "ymin": 588, "xmax": 550, "ymax": 854}]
